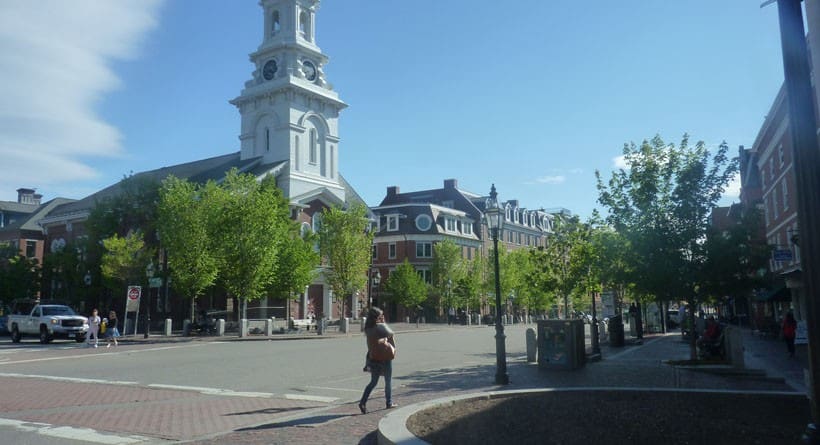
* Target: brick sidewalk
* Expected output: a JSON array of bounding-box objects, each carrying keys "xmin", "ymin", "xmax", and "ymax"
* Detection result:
[{"xmin": 0, "ymin": 326, "xmax": 807, "ymax": 445}]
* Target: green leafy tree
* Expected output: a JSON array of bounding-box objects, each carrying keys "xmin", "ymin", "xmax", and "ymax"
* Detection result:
[
  {"xmin": 596, "ymin": 134, "xmax": 738, "ymax": 358},
  {"xmin": 431, "ymin": 238, "xmax": 464, "ymax": 315},
  {"xmin": 157, "ymin": 176, "xmax": 220, "ymax": 318},
  {"xmin": 266, "ymin": 224, "xmax": 320, "ymax": 318},
  {"xmin": 84, "ymin": 174, "xmax": 161, "ymax": 306},
  {"xmin": 100, "ymin": 231, "xmax": 154, "ymax": 309},
  {"xmin": 383, "ymin": 259, "xmax": 428, "ymax": 312},
  {"xmin": 0, "ymin": 243, "xmax": 40, "ymax": 302},
  {"xmin": 40, "ymin": 240, "xmax": 91, "ymax": 307},
  {"xmin": 454, "ymin": 257, "xmax": 484, "ymax": 313},
  {"xmin": 317, "ymin": 203, "xmax": 373, "ymax": 318},
  {"xmin": 208, "ymin": 170, "xmax": 291, "ymax": 319},
  {"xmin": 700, "ymin": 207, "xmax": 772, "ymax": 304}
]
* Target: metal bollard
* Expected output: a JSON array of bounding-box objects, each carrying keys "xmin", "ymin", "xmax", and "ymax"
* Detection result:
[
  {"xmin": 239, "ymin": 319, "xmax": 248, "ymax": 338},
  {"xmin": 526, "ymin": 328, "xmax": 537, "ymax": 362},
  {"xmin": 164, "ymin": 318, "xmax": 172, "ymax": 336},
  {"xmin": 265, "ymin": 319, "xmax": 273, "ymax": 337},
  {"xmin": 342, "ymin": 317, "xmax": 350, "ymax": 334},
  {"xmin": 217, "ymin": 319, "xmax": 225, "ymax": 336},
  {"xmin": 183, "ymin": 319, "xmax": 191, "ymax": 336}
]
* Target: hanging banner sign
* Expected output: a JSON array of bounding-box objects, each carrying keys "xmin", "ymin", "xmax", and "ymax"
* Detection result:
[{"xmin": 126, "ymin": 286, "xmax": 142, "ymax": 312}]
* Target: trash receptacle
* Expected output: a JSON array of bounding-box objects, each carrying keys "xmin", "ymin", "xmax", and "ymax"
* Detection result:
[
  {"xmin": 608, "ymin": 314, "xmax": 625, "ymax": 347},
  {"xmin": 537, "ymin": 320, "xmax": 585, "ymax": 370}
]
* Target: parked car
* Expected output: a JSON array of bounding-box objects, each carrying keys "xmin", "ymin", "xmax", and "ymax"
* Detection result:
[
  {"xmin": 667, "ymin": 310, "xmax": 681, "ymax": 328},
  {"xmin": 0, "ymin": 303, "xmax": 9, "ymax": 335},
  {"xmin": 7, "ymin": 301, "xmax": 88, "ymax": 344}
]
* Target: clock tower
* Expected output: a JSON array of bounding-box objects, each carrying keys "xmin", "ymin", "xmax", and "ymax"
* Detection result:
[{"xmin": 231, "ymin": 0, "xmax": 346, "ymax": 203}]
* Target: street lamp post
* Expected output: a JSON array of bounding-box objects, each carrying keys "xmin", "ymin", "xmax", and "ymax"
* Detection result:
[
  {"xmin": 773, "ymin": 1, "xmax": 820, "ymax": 441},
  {"xmin": 144, "ymin": 262, "xmax": 154, "ymax": 339},
  {"xmin": 485, "ymin": 184, "xmax": 509, "ymax": 385}
]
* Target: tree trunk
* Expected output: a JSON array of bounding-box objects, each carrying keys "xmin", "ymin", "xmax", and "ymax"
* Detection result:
[{"xmin": 688, "ymin": 297, "xmax": 697, "ymax": 360}]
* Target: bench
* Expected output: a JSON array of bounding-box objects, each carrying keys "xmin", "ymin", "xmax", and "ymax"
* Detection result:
[{"xmin": 290, "ymin": 318, "xmax": 316, "ymax": 331}]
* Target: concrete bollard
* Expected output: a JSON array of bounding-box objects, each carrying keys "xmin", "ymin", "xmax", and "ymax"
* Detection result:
[
  {"xmin": 526, "ymin": 328, "xmax": 537, "ymax": 362},
  {"xmin": 183, "ymin": 319, "xmax": 191, "ymax": 336},
  {"xmin": 265, "ymin": 319, "xmax": 273, "ymax": 337},
  {"xmin": 239, "ymin": 319, "xmax": 248, "ymax": 338},
  {"xmin": 342, "ymin": 317, "xmax": 350, "ymax": 334},
  {"xmin": 726, "ymin": 326, "xmax": 744, "ymax": 368},
  {"xmin": 217, "ymin": 319, "xmax": 225, "ymax": 336},
  {"xmin": 164, "ymin": 319, "xmax": 172, "ymax": 336}
]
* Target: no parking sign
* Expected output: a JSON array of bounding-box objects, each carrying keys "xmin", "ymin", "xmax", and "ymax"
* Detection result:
[{"xmin": 126, "ymin": 286, "xmax": 142, "ymax": 312}]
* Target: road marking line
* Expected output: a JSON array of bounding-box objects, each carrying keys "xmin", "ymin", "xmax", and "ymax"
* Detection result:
[
  {"xmin": 0, "ymin": 344, "xmax": 208, "ymax": 365},
  {"xmin": 0, "ymin": 372, "xmax": 138, "ymax": 386},
  {"xmin": 147, "ymin": 384, "xmax": 276, "ymax": 398},
  {"xmin": 0, "ymin": 418, "xmax": 152, "ymax": 444},
  {"xmin": 304, "ymin": 385, "xmax": 362, "ymax": 393},
  {"xmin": 283, "ymin": 393, "xmax": 338, "ymax": 403}
]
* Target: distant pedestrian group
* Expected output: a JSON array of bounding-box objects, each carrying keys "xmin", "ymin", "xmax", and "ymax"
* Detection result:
[{"xmin": 86, "ymin": 308, "xmax": 120, "ymax": 348}]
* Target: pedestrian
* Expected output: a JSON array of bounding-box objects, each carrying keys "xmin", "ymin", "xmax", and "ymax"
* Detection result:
[
  {"xmin": 104, "ymin": 310, "xmax": 120, "ymax": 348},
  {"xmin": 86, "ymin": 308, "xmax": 100, "ymax": 348},
  {"xmin": 359, "ymin": 307, "xmax": 397, "ymax": 414},
  {"xmin": 782, "ymin": 312, "xmax": 797, "ymax": 358}
]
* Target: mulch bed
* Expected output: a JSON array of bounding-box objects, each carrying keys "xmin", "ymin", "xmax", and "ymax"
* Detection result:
[{"xmin": 407, "ymin": 390, "xmax": 810, "ymax": 445}]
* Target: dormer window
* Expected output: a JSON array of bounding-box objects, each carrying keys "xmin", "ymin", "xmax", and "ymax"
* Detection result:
[
  {"xmin": 463, "ymin": 222, "xmax": 473, "ymax": 235},
  {"xmin": 387, "ymin": 215, "xmax": 399, "ymax": 231},
  {"xmin": 445, "ymin": 217, "xmax": 457, "ymax": 232}
]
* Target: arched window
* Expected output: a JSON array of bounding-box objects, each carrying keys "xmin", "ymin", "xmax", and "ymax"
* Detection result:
[
  {"xmin": 299, "ymin": 11, "xmax": 308, "ymax": 35},
  {"xmin": 294, "ymin": 135, "xmax": 300, "ymax": 170},
  {"xmin": 272, "ymin": 10, "xmax": 281, "ymax": 34},
  {"xmin": 329, "ymin": 144, "xmax": 335, "ymax": 178},
  {"xmin": 309, "ymin": 128, "xmax": 317, "ymax": 164}
]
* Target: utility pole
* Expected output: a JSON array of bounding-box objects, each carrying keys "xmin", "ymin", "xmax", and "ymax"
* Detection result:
[{"xmin": 774, "ymin": 0, "xmax": 820, "ymax": 441}]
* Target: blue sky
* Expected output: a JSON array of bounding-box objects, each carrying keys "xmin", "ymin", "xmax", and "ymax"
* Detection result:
[{"xmin": 0, "ymin": 1, "xmax": 786, "ymax": 218}]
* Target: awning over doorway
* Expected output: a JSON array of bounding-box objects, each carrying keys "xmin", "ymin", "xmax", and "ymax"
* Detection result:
[{"xmin": 753, "ymin": 284, "xmax": 791, "ymax": 302}]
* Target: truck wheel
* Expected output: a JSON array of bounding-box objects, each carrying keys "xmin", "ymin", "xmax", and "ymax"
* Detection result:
[
  {"xmin": 11, "ymin": 325, "xmax": 21, "ymax": 343},
  {"xmin": 39, "ymin": 326, "xmax": 52, "ymax": 344}
]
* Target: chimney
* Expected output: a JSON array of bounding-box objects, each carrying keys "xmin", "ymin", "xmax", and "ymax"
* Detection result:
[
  {"xmin": 444, "ymin": 179, "xmax": 458, "ymax": 189},
  {"xmin": 16, "ymin": 188, "xmax": 40, "ymax": 205},
  {"xmin": 387, "ymin": 186, "xmax": 400, "ymax": 197}
]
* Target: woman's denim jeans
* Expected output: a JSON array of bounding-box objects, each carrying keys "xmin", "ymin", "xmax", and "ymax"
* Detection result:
[{"xmin": 360, "ymin": 360, "xmax": 392, "ymax": 405}]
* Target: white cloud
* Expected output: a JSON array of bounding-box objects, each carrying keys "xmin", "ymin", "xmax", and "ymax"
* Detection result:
[
  {"xmin": 612, "ymin": 155, "xmax": 628, "ymax": 170},
  {"xmin": 0, "ymin": 0, "xmax": 163, "ymax": 200},
  {"xmin": 723, "ymin": 172, "xmax": 741, "ymax": 199},
  {"xmin": 535, "ymin": 175, "xmax": 566, "ymax": 185}
]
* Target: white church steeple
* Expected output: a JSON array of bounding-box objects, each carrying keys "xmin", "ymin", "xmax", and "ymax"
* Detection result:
[{"xmin": 231, "ymin": 0, "xmax": 346, "ymax": 202}]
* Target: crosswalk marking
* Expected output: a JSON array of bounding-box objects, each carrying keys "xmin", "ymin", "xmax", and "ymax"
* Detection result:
[{"xmin": 0, "ymin": 418, "xmax": 153, "ymax": 444}]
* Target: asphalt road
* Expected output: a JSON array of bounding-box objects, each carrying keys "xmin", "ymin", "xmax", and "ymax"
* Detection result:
[{"xmin": 0, "ymin": 324, "xmax": 533, "ymax": 444}]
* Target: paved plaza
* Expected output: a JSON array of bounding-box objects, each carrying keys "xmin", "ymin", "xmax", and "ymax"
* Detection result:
[{"xmin": 0, "ymin": 323, "xmax": 810, "ymax": 444}]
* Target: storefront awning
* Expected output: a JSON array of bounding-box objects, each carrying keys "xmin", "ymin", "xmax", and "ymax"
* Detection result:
[{"xmin": 753, "ymin": 284, "xmax": 791, "ymax": 302}]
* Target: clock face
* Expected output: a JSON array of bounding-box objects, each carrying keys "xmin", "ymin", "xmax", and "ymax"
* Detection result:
[
  {"xmin": 303, "ymin": 60, "xmax": 317, "ymax": 81},
  {"xmin": 262, "ymin": 60, "xmax": 277, "ymax": 81}
]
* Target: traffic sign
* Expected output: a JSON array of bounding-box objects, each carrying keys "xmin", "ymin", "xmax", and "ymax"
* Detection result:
[{"xmin": 126, "ymin": 286, "xmax": 142, "ymax": 312}]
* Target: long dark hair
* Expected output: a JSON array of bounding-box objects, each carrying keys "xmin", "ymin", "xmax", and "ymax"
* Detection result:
[{"xmin": 365, "ymin": 307, "xmax": 383, "ymax": 329}]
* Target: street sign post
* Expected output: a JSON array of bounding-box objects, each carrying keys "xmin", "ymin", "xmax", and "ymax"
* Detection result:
[{"xmin": 125, "ymin": 286, "xmax": 141, "ymax": 336}]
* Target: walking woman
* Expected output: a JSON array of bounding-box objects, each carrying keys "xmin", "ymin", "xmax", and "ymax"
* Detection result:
[
  {"xmin": 359, "ymin": 307, "xmax": 397, "ymax": 414},
  {"xmin": 783, "ymin": 312, "xmax": 797, "ymax": 358},
  {"xmin": 104, "ymin": 310, "xmax": 120, "ymax": 348}
]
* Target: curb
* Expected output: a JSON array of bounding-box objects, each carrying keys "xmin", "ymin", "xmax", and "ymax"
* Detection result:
[{"xmin": 377, "ymin": 387, "xmax": 806, "ymax": 445}]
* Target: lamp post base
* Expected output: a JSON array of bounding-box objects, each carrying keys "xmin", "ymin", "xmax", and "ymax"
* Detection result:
[
  {"xmin": 495, "ymin": 326, "xmax": 509, "ymax": 385},
  {"xmin": 804, "ymin": 423, "xmax": 820, "ymax": 445}
]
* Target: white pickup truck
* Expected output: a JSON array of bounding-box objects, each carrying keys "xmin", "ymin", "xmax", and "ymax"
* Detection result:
[{"xmin": 7, "ymin": 302, "xmax": 88, "ymax": 344}]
